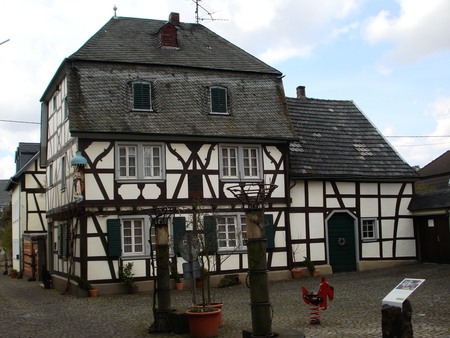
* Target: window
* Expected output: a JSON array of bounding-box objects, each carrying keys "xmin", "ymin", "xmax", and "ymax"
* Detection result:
[
  {"xmin": 210, "ymin": 87, "xmax": 228, "ymax": 114},
  {"xmin": 123, "ymin": 219, "xmax": 144, "ymax": 254},
  {"xmin": 116, "ymin": 143, "xmax": 164, "ymax": 180},
  {"xmin": 219, "ymin": 145, "xmax": 262, "ymax": 181},
  {"xmin": 133, "ymin": 82, "xmax": 152, "ymax": 111},
  {"xmin": 217, "ymin": 215, "xmax": 247, "ymax": 250},
  {"xmin": 58, "ymin": 223, "xmax": 69, "ymax": 259},
  {"xmin": 52, "ymin": 96, "xmax": 58, "ymax": 112},
  {"xmin": 361, "ymin": 218, "xmax": 378, "ymax": 240},
  {"xmin": 61, "ymin": 155, "xmax": 66, "ymax": 191},
  {"xmin": 107, "ymin": 216, "xmax": 165, "ymax": 258},
  {"xmin": 63, "ymin": 96, "xmax": 69, "ymax": 120},
  {"xmin": 48, "ymin": 163, "xmax": 53, "ymax": 187}
]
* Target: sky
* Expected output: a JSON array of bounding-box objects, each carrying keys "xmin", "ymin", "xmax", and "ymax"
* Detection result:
[{"xmin": 1, "ymin": 0, "xmax": 450, "ymax": 179}]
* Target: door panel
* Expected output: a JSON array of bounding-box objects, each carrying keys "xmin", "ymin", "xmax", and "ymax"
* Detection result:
[
  {"xmin": 328, "ymin": 212, "xmax": 357, "ymax": 272},
  {"xmin": 418, "ymin": 216, "xmax": 450, "ymax": 264}
]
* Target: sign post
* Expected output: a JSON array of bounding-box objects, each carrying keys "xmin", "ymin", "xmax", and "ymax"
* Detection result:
[{"xmin": 382, "ymin": 278, "xmax": 425, "ymax": 337}]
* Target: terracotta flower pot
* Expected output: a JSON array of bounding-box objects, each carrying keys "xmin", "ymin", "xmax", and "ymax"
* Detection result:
[
  {"xmin": 176, "ymin": 282, "xmax": 184, "ymax": 290},
  {"xmin": 186, "ymin": 308, "xmax": 221, "ymax": 338},
  {"xmin": 192, "ymin": 302, "xmax": 224, "ymax": 327},
  {"xmin": 291, "ymin": 269, "xmax": 302, "ymax": 279},
  {"xmin": 10, "ymin": 271, "xmax": 18, "ymax": 278},
  {"xmin": 89, "ymin": 288, "xmax": 98, "ymax": 297}
]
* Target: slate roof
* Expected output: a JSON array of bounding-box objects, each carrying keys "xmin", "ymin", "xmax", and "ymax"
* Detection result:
[
  {"xmin": 69, "ymin": 16, "xmax": 280, "ymax": 75},
  {"xmin": 50, "ymin": 15, "xmax": 296, "ymax": 141},
  {"xmin": 0, "ymin": 180, "xmax": 11, "ymax": 208},
  {"xmin": 408, "ymin": 189, "xmax": 450, "ymax": 211},
  {"xmin": 14, "ymin": 143, "xmax": 40, "ymax": 173},
  {"xmin": 287, "ymin": 97, "xmax": 420, "ymax": 180},
  {"xmin": 417, "ymin": 150, "xmax": 450, "ymax": 190}
]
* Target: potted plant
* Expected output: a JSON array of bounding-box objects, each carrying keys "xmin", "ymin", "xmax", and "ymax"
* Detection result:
[
  {"xmin": 291, "ymin": 243, "xmax": 303, "ymax": 279},
  {"xmin": 119, "ymin": 262, "xmax": 138, "ymax": 294},
  {"xmin": 9, "ymin": 268, "xmax": 18, "ymax": 278},
  {"xmin": 185, "ymin": 206, "xmax": 222, "ymax": 337},
  {"xmin": 169, "ymin": 261, "xmax": 183, "ymax": 290},
  {"xmin": 71, "ymin": 275, "xmax": 98, "ymax": 297},
  {"xmin": 42, "ymin": 267, "xmax": 52, "ymax": 289},
  {"xmin": 303, "ymin": 256, "xmax": 319, "ymax": 277}
]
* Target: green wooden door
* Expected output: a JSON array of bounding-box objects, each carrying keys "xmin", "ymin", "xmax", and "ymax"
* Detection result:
[{"xmin": 327, "ymin": 212, "xmax": 357, "ymax": 272}]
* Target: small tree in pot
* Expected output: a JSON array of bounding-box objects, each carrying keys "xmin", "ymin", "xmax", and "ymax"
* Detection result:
[{"xmin": 119, "ymin": 262, "xmax": 138, "ymax": 293}]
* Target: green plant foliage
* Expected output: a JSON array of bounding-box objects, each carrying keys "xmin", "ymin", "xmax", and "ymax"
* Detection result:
[
  {"xmin": 169, "ymin": 261, "xmax": 181, "ymax": 283},
  {"xmin": 0, "ymin": 203, "xmax": 12, "ymax": 253},
  {"xmin": 303, "ymin": 256, "xmax": 316, "ymax": 273},
  {"xmin": 119, "ymin": 262, "xmax": 136, "ymax": 288},
  {"xmin": 70, "ymin": 275, "xmax": 93, "ymax": 291}
]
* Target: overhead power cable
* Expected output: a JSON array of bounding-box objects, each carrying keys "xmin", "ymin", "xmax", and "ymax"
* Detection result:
[{"xmin": 0, "ymin": 119, "xmax": 40, "ymax": 125}]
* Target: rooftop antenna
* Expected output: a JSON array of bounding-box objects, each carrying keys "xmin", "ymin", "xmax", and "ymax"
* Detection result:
[
  {"xmin": 113, "ymin": 5, "xmax": 117, "ymax": 18},
  {"xmin": 192, "ymin": 0, "xmax": 227, "ymax": 24}
]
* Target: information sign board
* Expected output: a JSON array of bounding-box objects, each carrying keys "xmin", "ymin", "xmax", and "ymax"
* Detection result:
[{"xmin": 382, "ymin": 278, "xmax": 425, "ymax": 308}]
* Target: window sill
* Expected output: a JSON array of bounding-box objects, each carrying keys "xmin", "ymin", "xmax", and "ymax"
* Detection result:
[{"xmin": 116, "ymin": 178, "xmax": 166, "ymax": 184}]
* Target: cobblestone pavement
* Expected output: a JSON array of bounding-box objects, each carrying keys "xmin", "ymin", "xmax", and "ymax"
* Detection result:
[{"xmin": 1, "ymin": 263, "xmax": 449, "ymax": 337}]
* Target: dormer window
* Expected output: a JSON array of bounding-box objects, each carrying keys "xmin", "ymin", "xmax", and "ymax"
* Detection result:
[
  {"xmin": 133, "ymin": 82, "xmax": 152, "ymax": 111},
  {"xmin": 210, "ymin": 87, "xmax": 228, "ymax": 114}
]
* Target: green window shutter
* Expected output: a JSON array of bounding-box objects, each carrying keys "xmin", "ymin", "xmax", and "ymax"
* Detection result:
[
  {"xmin": 58, "ymin": 224, "xmax": 62, "ymax": 257},
  {"xmin": 210, "ymin": 87, "xmax": 227, "ymax": 113},
  {"xmin": 204, "ymin": 215, "xmax": 218, "ymax": 254},
  {"xmin": 107, "ymin": 219, "xmax": 122, "ymax": 257},
  {"xmin": 265, "ymin": 214, "xmax": 275, "ymax": 249},
  {"xmin": 63, "ymin": 223, "xmax": 69, "ymax": 258},
  {"xmin": 133, "ymin": 83, "xmax": 151, "ymax": 110},
  {"xmin": 172, "ymin": 217, "xmax": 186, "ymax": 255}
]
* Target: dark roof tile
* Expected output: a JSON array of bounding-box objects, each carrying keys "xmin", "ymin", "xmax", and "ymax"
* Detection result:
[{"xmin": 287, "ymin": 97, "xmax": 419, "ymax": 179}]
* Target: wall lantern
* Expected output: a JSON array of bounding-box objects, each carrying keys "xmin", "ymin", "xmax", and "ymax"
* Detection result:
[
  {"xmin": 71, "ymin": 151, "xmax": 88, "ymax": 203},
  {"xmin": 71, "ymin": 151, "xmax": 88, "ymax": 166}
]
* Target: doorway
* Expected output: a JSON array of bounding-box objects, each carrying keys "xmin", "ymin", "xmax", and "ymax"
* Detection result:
[{"xmin": 327, "ymin": 211, "xmax": 357, "ymax": 272}]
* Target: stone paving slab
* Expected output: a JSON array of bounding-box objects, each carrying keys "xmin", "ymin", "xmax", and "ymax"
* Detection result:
[{"xmin": 1, "ymin": 263, "xmax": 449, "ymax": 337}]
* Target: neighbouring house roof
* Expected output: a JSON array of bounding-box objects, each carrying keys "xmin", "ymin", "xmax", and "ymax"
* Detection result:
[
  {"xmin": 417, "ymin": 150, "xmax": 450, "ymax": 190},
  {"xmin": 0, "ymin": 180, "xmax": 11, "ymax": 208},
  {"xmin": 6, "ymin": 143, "xmax": 41, "ymax": 192},
  {"xmin": 14, "ymin": 143, "xmax": 40, "ymax": 173},
  {"xmin": 287, "ymin": 96, "xmax": 420, "ymax": 180},
  {"xmin": 408, "ymin": 189, "xmax": 450, "ymax": 211},
  {"xmin": 41, "ymin": 15, "xmax": 296, "ymax": 142}
]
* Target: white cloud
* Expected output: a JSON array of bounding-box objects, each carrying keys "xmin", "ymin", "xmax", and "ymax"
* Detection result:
[
  {"xmin": 0, "ymin": 155, "xmax": 15, "ymax": 179},
  {"xmin": 364, "ymin": 0, "xmax": 450, "ymax": 66},
  {"xmin": 385, "ymin": 93, "xmax": 450, "ymax": 168}
]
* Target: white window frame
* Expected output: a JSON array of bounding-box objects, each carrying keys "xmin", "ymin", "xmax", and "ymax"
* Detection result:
[
  {"xmin": 120, "ymin": 215, "xmax": 173, "ymax": 258},
  {"xmin": 361, "ymin": 218, "xmax": 378, "ymax": 241},
  {"xmin": 48, "ymin": 162, "xmax": 53, "ymax": 187},
  {"xmin": 61, "ymin": 155, "xmax": 66, "ymax": 191},
  {"xmin": 115, "ymin": 142, "xmax": 165, "ymax": 182},
  {"xmin": 216, "ymin": 213, "xmax": 247, "ymax": 252},
  {"xmin": 63, "ymin": 95, "xmax": 69, "ymax": 120},
  {"xmin": 219, "ymin": 144, "xmax": 262, "ymax": 181}
]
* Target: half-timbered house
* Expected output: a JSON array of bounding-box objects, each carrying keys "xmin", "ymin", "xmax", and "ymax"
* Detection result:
[
  {"xmin": 40, "ymin": 13, "xmax": 297, "ymax": 294},
  {"xmin": 286, "ymin": 87, "xmax": 420, "ymax": 273},
  {"xmin": 6, "ymin": 143, "xmax": 46, "ymax": 278}
]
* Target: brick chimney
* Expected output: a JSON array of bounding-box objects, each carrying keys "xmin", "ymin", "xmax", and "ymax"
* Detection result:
[
  {"xmin": 296, "ymin": 86, "xmax": 306, "ymax": 99},
  {"xmin": 161, "ymin": 12, "xmax": 180, "ymax": 48}
]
